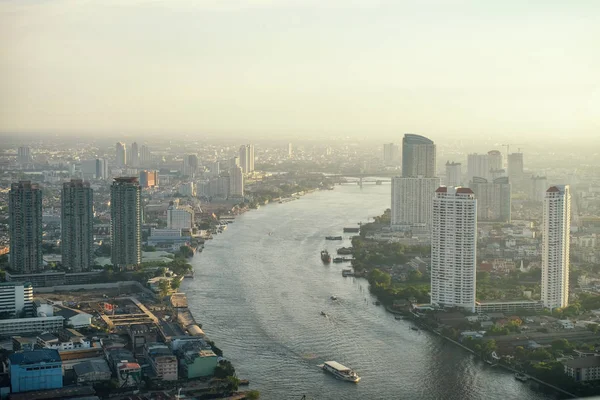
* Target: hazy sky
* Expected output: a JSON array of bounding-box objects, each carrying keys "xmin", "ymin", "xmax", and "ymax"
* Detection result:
[{"xmin": 1, "ymin": 0, "xmax": 598, "ymax": 138}]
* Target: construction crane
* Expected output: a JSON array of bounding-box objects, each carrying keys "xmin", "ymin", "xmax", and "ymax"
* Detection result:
[{"xmin": 501, "ymin": 143, "xmax": 523, "ymax": 159}]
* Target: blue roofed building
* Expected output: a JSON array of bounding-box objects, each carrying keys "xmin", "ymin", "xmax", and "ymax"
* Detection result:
[{"xmin": 8, "ymin": 349, "xmax": 63, "ymax": 393}]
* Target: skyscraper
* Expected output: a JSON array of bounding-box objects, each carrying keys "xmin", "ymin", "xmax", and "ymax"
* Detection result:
[
  {"xmin": 487, "ymin": 150, "xmax": 503, "ymax": 171},
  {"xmin": 9, "ymin": 181, "xmax": 43, "ymax": 273},
  {"xmin": 445, "ymin": 161, "xmax": 462, "ymax": 187},
  {"xmin": 288, "ymin": 143, "xmax": 293, "ymax": 158},
  {"xmin": 391, "ymin": 177, "xmax": 440, "ymax": 230},
  {"xmin": 530, "ymin": 176, "xmax": 548, "ymax": 202},
  {"xmin": 116, "ymin": 142, "xmax": 127, "ymax": 168},
  {"xmin": 110, "ymin": 177, "xmax": 141, "ymax": 269},
  {"xmin": 467, "ymin": 153, "xmax": 490, "ymax": 182},
  {"xmin": 239, "ymin": 145, "xmax": 255, "ymax": 174},
  {"xmin": 507, "ymin": 152, "xmax": 524, "ymax": 182},
  {"xmin": 383, "ymin": 143, "xmax": 399, "ymax": 166},
  {"xmin": 542, "ymin": 185, "xmax": 571, "ymax": 309},
  {"xmin": 17, "ymin": 147, "xmax": 32, "ymax": 165},
  {"xmin": 229, "ymin": 165, "xmax": 244, "ymax": 197},
  {"xmin": 140, "ymin": 145, "xmax": 151, "ymax": 166},
  {"xmin": 96, "ymin": 158, "xmax": 108, "ymax": 180},
  {"xmin": 469, "ymin": 176, "xmax": 511, "ymax": 222},
  {"xmin": 130, "ymin": 142, "xmax": 139, "ymax": 168},
  {"xmin": 402, "ymin": 134, "xmax": 436, "ymax": 178},
  {"xmin": 431, "ymin": 186, "xmax": 477, "ymax": 312},
  {"xmin": 61, "ymin": 180, "xmax": 93, "ymax": 272},
  {"xmin": 183, "ymin": 154, "xmax": 198, "ymax": 177}
]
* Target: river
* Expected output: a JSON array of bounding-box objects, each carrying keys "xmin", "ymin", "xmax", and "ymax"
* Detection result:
[{"xmin": 182, "ymin": 184, "xmax": 556, "ymax": 400}]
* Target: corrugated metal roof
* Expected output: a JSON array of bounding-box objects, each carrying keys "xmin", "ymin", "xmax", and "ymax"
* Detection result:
[{"xmin": 9, "ymin": 349, "xmax": 61, "ymax": 365}]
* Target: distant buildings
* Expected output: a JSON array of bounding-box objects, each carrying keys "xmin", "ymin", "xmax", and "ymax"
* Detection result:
[
  {"xmin": 9, "ymin": 181, "xmax": 43, "ymax": 273},
  {"xmin": 239, "ymin": 144, "xmax": 255, "ymax": 174},
  {"xmin": 288, "ymin": 142, "xmax": 293, "ymax": 158},
  {"xmin": 17, "ymin": 146, "xmax": 32, "ymax": 165},
  {"xmin": 9, "ymin": 349, "xmax": 63, "ymax": 393},
  {"xmin": 130, "ymin": 142, "xmax": 139, "ymax": 167},
  {"xmin": 445, "ymin": 161, "xmax": 462, "ymax": 187},
  {"xmin": 402, "ymin": 134, "xmax": 436, "ymax": 178},
  {"xmin": 179, "ymin": 182, "xmax": 196, "ymax": 197},
  {"xmin": 541, "ymin": 185, "xmax": 571, "ymax": 309},
  {"xmin": 507, "ymin": 152, "xmax": 524, "ymax": 183},
  {"xmin": 61, "ymin": 180, "xmax": 93, "ymax": 272},
  {"xmin": 530, "ymin": 176, "xmax": 548, "ymax": 202},
  {"xmin": 139, "ymin": 170, "xmax": 158, "ymax": 188},
  {"xmin": 183, "ymin": 154, "xmax": 199, "ymax": 177},
  {"xmin": 469, "ymin": 176, "xmax": 511, "ymax": 222},
  {"xmin": 0, "ymin": 282, "xmax": 33, "ymax": 318},
  {"xmin": 229, "ymin": 165, "xmax": 244, "ymax": 197},
  {"xmin": 110, "ymin": 177, "xmax": 142, "ymax": 269},
  {"xmin": 383, "ymin": 143, "xmax": 399, "ymax": 166},
  {"xmin": 167, "ymin": 200, "xmax": 194, "ymax": 230},
  {"xmin": 431, "ymin": 186, "xmax": 477, "ymax": 312},
  {"xmin": 488, "ymin": 150, "xmax": 503, "ymax": 171},
  {"xmin": 115, "ymin": 142, "xmax": 127, "ymax": 168},
  {"xmin": 140, "ymin": 145, "xmax": 151, "ymax": 166},
  {"xmin": 467, "ymin": 153, "xmax": 490, "ymax": 182}
]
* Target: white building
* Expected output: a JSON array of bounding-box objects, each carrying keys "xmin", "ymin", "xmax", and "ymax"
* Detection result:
[
  {"xmin": 0, "ymin": 316, "xmax": 65, "ymax": 336},
  {"xmin": 431, "ymin": 186, "xmax": 477, "ymax": 312},
  {"xmin": 116, "ymin": 142, "xmax": 127, "ymax": 167},
  {"xmin": 467, "ymin": 153, "xmax": 490, "ymax": 182},
  {"xmin": 0, "ymin": 282, "xmax": 33, "ymax": 318},
  {"xmin": 239, "ymin": 144, "xmax": 255, "ymax": 174},
  {"xmin": 229, "ymin": 165, "xmax": 244, "ymax": 197},
  {"xmin": 167, "ymin": 200, "xmax": 194, "ymax": 230},
  {"xmin": 541, "ymin": 185, "xmax": 571, "ymax": 309},
  {"xmin": 391, "ymin": 177, "xmax": 440, "ymax": 231},
  {"xmin": 564, "ymin": 356, "xmax": 600, "ymax": 382},
  {"xmin": 445, "ymin": 161, "xmax": 462, "ymax": 187}
]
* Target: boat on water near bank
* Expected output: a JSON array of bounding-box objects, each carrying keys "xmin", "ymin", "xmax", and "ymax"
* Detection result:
[
  {"xmin": 343, "ymin": 227, "xmax": 360, "ymax": 233},
  {"xmin": 515, "ymin": 373, "xmax": 529, "ymax": 382},
  {"xmin": 325, "ymin": 236, "xmax": 343, "ymax": 240},
  {"xmin": 321, "ymin": 250, "xmax": 332, "ymax": 263},
  {"xmin": 333, "ymin": 257, "xmax": 352, "ymax": 263},
  {"xmin": 336, "ymin": 247, "xmax": 353, "ymax": 255},
  {"xmin": 319, "ymin": 361, "xmax": 361, "ymax": 383},
  {"xmin": 341, "ymin": 269, "xmax": 354, "ymax": 277}
]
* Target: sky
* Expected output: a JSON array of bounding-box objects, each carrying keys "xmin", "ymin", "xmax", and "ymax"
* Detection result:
[{"xmin": 0, "ymin": 0, "xmax": 599, "ymax": 138}]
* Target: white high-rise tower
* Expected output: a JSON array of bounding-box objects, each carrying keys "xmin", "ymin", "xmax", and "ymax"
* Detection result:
[
  {"xmin": 431, "ymin": 186, "xmax": 477, "ymax": 312},
  {"xmin": 541, "ymin": 185, "xmax": 571, "ymax": 309}
]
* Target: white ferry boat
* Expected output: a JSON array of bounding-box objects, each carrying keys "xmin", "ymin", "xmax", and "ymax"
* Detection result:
[{"xmin": 318, "ymin": 361, "xmax": 361, "ymax": 383}]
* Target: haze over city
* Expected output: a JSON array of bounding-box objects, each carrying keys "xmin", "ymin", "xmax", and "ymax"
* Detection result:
[
  {"xmin": 1, "ymin": 1, "xmax": 600, "ymax": 400},
  {"xmin": 1, "ymin": 0, "xmax": 599, "ymax": 138}
]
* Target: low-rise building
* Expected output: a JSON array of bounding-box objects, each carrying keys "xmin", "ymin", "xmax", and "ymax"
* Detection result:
[
  {"xmin": 0, "ymin": 316, "xmax": 64, "ymax": 336},
  {"xmin": 145, "ymin": 343, "xmax": 178, "ymax": 381},
  {"xmin": 117, "ymin": 362, "xmax": 142, "ymax": 387},
  {"xmin": 475, "ymin": 300, "xmax": 543, "ymax": 313},
  {"xmin": 128, "ymin": 324, "xmax": 158, "ymax": 355},
  {"xmin": 179, "ymin": 347, "xmax": 218, "ymax": 379},
  {"xmin": 8, "ymin": 349, "xmax": 63, "ymax": 393},
  {"xmin": 53, "ymin": 306, "xmax": 92, "ymax": 328},
  {"xmin": 0, "ymin": 282, "xmax": 33, "ymax": 318},
  {"xmin": 564, "ymin": 356, "xmax": 600, "ymax": 382},
  {"xmin": 73, "ymin": 359, "xmax": 112, "ymax": 384}
]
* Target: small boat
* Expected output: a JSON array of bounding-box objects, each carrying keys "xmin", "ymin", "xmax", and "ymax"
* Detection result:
[
  {"xmin": 320, "ymin": 311, "xmax": 327, "ymax": 317},
  {"xmin": 325, "ymin": 236, "xmax": 343, "ymax": 240},
  {"xmin": 336, "ymin": 247, "xmax": 353, "ymax": 255},
  {"xmin": 342, "ymin": 269, "xmax": 354, "ymax": 277},
  {"xmin": 343, "ymin": 227, "xmax": 360, "ymax": 233},
  {"xmin": 321, "ymin": 250, "xmax": 332, "ymax": 263},
  {"xmin": 514, "ymin": 372, "xmax": 529, "ymax": 382},
  {"xmin": 319, "ymin": 361, "xmax": 360, "ymax": 383},
  {"xmin": 239, "ymin": 379, "xmax": 250, "ymax": 386},
  {"xmin": 411, "ymin": 326, "xmax": 419, "ymax": 331},
  {"xmin": 330, "ymin": 295, "xmax": 338, "ymax": 300}
]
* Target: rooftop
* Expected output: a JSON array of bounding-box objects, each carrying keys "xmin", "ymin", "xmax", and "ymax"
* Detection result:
[
  {"xmin": 73, "ymin": 359, "xmax": 111, "ymax": 376},
  {"xmin": 9, "ymin": 349, "xmax": 61, "ymax": 365},
  {"xmin": 564, "ymin": 356, "xmax": 600, "ymax": 369}
]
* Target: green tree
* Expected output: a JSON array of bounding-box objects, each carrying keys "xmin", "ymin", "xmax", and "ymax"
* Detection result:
[
  {"xmin": 158, "ymin": 279, "xmax": 170, "ymax": 298},
  {"xmin": 245, "ymin": 390, "xmax": 260, "ymax": 399},
  {"xmin": 587, "ymin": 323, "xmax": 599, "ymax": 334},
  {"xmin": 551, "ymin": 338, "xmax": 571, "ymax": 352},
  {"xmin": 171, "ymin": 279, "xmax": 181, "ymax": 291},
  {"xmin": 368, "ymin": 269, "xmax": 391, "ymax": 288}
]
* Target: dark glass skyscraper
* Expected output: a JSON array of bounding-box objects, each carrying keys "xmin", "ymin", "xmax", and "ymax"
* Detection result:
[
  {"xmin": 9, "ymin": 181, "xmax": 43, "ymax": 273},
  {"xmin": 61, "ymin": 179, "xmax": 93, "ymax": 272},
  {"xmin": 402, "ymin": 134, "xmax": 436, "ymax": 178},
  {"xmin": 110, "ymin": 177, "xmax": 141, "ymax": 269}
]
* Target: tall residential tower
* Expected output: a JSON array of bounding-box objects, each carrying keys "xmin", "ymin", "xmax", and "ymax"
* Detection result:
[
  {"xmin": 9, "ymin": 181, "xmax": 43, "ymax": 273},
  {"xmin": 541, "ymin": 185, "xmax": 571, "ymax": 309},
  {"xmin": 61, "ymin": 180, "xmax": 94, "ymax": 272},
  {"xmin": 110, "ymin": 177, "xmax": 142, "ymax": 269},
  {"xmin": 402, "ymin": 134, "xmax": 436, "ymax": 178},
  {"xmin": 431, "ymin": 187, "xmax": 477, "ymax": 312}
]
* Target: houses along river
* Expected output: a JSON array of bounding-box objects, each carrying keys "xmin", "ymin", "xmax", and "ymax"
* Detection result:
[{"xmin": 182, "ymin": 184, "xmax": 555, "ymax": 400}]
